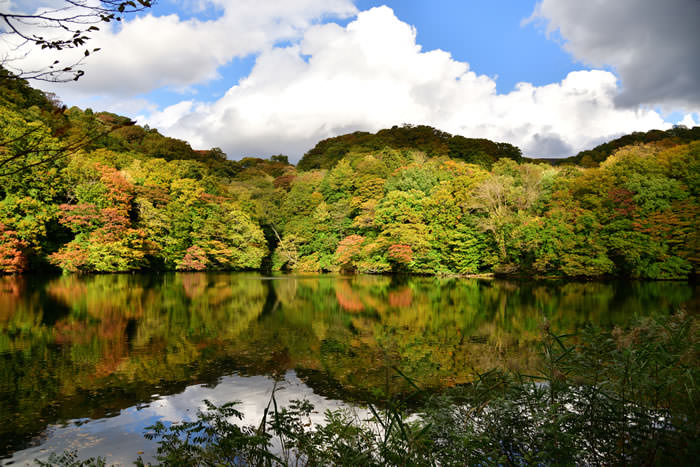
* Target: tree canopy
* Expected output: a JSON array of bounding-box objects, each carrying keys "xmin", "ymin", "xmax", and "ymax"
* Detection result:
[
  {"xmin": 558, "ymin": 125, "xmax": 700, "ymax": 167},
  {"xmin": 297, "ymin": 124, "xmax": 522, "ymax": 171},
  {"xmin": 1, "ymin": 76, "xmax": 697, "ymax": 280}
]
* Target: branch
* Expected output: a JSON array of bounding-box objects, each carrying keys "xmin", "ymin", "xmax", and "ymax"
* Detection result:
[
  {"xmin": 0, "ymin": 119, "xmax": 137, "ymax": 178},
  {"xmin": 0, "ymin": 1, "xmax": 154, "ymax": 81}
]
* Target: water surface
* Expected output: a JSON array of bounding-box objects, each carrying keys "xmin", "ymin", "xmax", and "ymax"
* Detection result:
[{"xmin": 0, "ymin": 273, "xmax": 695, "ymax": 464}]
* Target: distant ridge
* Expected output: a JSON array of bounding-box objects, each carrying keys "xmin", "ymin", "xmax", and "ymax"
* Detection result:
[
  {"xmin": 558, "ymin": 126, "xmax": 700, "ymax": 167},
  {"xmin": 297, "ymin": 124, "xmax": 522, "ymax": 170}
]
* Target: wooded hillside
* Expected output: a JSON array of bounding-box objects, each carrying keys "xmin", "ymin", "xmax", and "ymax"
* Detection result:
[{"xmin": 1, "ymin": 75, "xmax": 698, "ymax": 278}]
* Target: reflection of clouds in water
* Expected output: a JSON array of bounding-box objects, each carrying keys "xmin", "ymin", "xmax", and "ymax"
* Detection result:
[
  {"xmin": 146, "ymin": 370, "xmax": 350, "ymax": 426},
  {"xmin": 7, "ymin": 371, "xmax": 354, "ymax": 466}
]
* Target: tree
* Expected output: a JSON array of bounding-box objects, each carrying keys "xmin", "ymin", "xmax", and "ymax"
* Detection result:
[
  {"xmin": 1, "ymin": 1, "xmax": 153, "ymax": 82},
  {"xmin": 0, "ymin": 91, "xmax": 138, "ymax": 178}
]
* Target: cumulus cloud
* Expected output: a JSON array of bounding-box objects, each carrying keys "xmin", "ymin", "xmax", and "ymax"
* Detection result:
[
  {"xmin": 141, "ymin": 7, "xmax": 668, "ymax": 160},
  {"xmin": 1, "ymin": 0, "xmax": 357, "ymax": 97},
  {"xmin": 678, "ymin": 113, "xmax": 699, "ymax": 129},
  {"xmin": 529, "ymin": 0, "xmax": 700, "ymax": 111}
]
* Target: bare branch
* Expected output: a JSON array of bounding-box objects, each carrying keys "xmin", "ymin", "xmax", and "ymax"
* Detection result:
[
  {"xmin": 0, "ymin": 1, "xmax": 154, "ymax": 81},
  {"xmin": 0, "ymin": 117, "xmax": 137, "ymax": 178}
]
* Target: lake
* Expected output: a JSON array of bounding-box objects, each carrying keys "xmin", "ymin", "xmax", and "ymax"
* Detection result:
[{"xmin": 0, "ymin": 273, "xmax": 696, "ymax": 464}]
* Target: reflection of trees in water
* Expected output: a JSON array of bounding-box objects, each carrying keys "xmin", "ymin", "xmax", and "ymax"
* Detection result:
[
  {"xmin": 0, "ymin": 276, "xmax": 51, "ymax": 326},
  {"xmin": 388, "ymin": 287, "xmax": 413, "ymax": 308},
  {"xmin": 335, "ymin": 280, "xmax": 366, "ymax": 312},
  {"xmin": 265, "ymin": 276, "xmax": 691, "ymax": 397},
  {"xmin": 0, "ymin": 273, "xmax": 694, "ymax": 457},
  {"xmin": 0, "ymin": 277, "xmax": 22, "ymax": 321},
  {"xmin": 0, "ymin": 273, "xmax": 267, "ymax": 456},
  {"xmin": 181, "ymin": 272, "xmax": 208, "ymax": 299}
]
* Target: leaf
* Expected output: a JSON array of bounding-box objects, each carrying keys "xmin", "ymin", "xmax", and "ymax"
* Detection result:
[{"xmin": 368, "ymin": 404, "xmax": 385, "ymax": 429}]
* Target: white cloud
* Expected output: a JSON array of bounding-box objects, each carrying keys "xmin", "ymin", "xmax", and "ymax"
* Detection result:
[
  {"xmin": 1, "ymin": 0, "xmax": 357, "ymax": 97},
  {"xmin": 529, "ymin": 0, "xmax": 700, "ymax": 111},
  {"xmin": 678, "ymin": 113, "xmax": 699, "ymax": 129},
  {"xmin": 3, "ymin": 3, "xmax": 682, "ymax": 160},
  {"xmin": 141, "ymin": 6, "xmax": 668, "ymax": 160},
  {"xmin": 142, "ymin": 100, "xmax": 195, "ymax": 129}
]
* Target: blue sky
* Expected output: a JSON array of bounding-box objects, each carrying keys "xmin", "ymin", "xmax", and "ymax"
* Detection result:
[
  {"xmin": 358, "ymin": 0, "xmax": 581, "ymax": 92},
  {"xmin": 7, "ymin": 0, "xmax": 698, "ymax": 159}
]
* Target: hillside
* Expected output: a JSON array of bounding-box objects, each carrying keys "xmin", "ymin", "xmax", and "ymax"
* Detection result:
[
  {"xmin": 1, "ymin": 75, "xmax": 698, "ymax": 279},
  {"xmin": 560, "ymin": 126, "xmax": 700, "ymax": 167},
  {"xmin": 297, "ymin": 125, "xmax": 522, "ymax": 171},
  {"xmin": 0, "ymin": 73, "xmax": 294, "ymax": 273}
]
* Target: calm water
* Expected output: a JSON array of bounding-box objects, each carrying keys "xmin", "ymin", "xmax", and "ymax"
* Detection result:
[{"xmin": 0, "ymin": 273, "xmax": 696, "ymax": 464}]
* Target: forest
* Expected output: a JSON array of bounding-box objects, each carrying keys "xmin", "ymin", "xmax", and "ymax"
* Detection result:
[{"xmin": 1, "ymin": 73, "xmax": 699, "ymax": 279}]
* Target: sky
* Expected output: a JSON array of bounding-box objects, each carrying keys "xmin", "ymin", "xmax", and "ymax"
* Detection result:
[{"xmin": 2, "ymin": 0, "xmax": 699, "ymax": 161}]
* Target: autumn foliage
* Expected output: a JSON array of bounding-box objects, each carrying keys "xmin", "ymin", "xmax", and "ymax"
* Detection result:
[
  {"xmin": 0, "ymin": 223, "xmax": 28, "ymax": 273},
  {"xmin": 388, "ymin": 244, "xmax": 413, "ymax": 265},
  {"xmin": 177, "ymin": 245, "xmax": 208, "ymax": 271},
  {"xmin": 1, "ymin": 75, "xmax": 698, "ymax": 278},
  {"xmin": 335, "ymin": 235, "xmax": 365, "ymax": 270}
]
